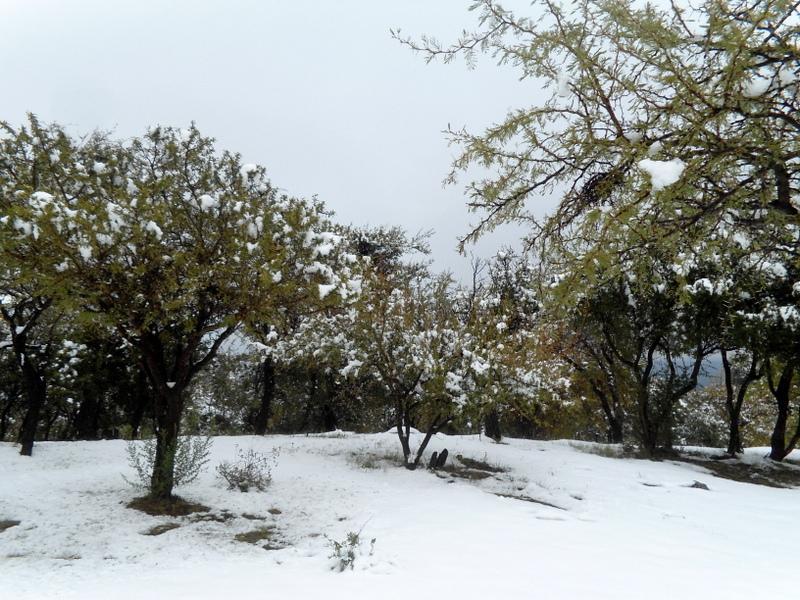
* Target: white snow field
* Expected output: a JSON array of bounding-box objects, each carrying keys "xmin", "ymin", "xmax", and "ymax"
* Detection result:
[{"xmin": 1, "ymin": 432, "xmax": 798, "ymax": 599}]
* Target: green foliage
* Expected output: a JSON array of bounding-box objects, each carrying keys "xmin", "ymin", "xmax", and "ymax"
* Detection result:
[
  {"xmin": 187, "ymin": 353, "xmax": 260, "ymax": 434},
  {"xmin": 1, "ymin": 115, "xmax": 355, "ymax": 491},
  {"xmin": 398, "ymin": 0, "xmax": 800, "ymax": 263},
  {"xmin": 125, "ymin": 435, "xmax": 213, "ymax": 489},
  {"xmin": 398, "ymin": 0, "xmax": 800, "ymax": 455}
]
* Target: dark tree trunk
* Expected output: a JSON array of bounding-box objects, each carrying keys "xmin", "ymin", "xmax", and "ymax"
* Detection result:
[
  {"xmin": 1, "ymin": 302, "xmax": 52, "ymax": 455},
  {"xmin": 395, "ymin": 401, "xmax": 412, "ymax": 465},
  {"xmin": 299, "ymin": 372, "xmax": 319, "ymax": 432},
  {"xmin": 769, "ymin": 403, "xmax": 790, "ymax": 461},
  {"xmin": 409, "ymin": 414, "xmax": 449, "ymax": 469},
  {"xmin": 137, "ymin": 325, "xmax": 235, "ymax": 498},
  {"xmin": 0, "ymin": 405, "xmax": 9, "ymax": 441},
  {"xmin": 253, "ymin": 357, "xmax": 275, "ymax": 435},
  {"xmin": 0, "ymin": 391, "xmax": 19, "ymax": 441},
  {"xmin": 74, "ymin": 395, "xmax": 102, "ymax": 440},
  {"xmin": 636, "ymin": 387, "xmax": 658, "ymax": 456},
  {"xmin": 768, "ymin": 363, "xmax": 796, "ymax": 461},
  {"xmin": 149, "ymin": 386, "xmax": 184, "ymax": 499},
  {"xmin": 633, "ymin": 343, "xmax": 658, "ymax": 456},
  {"xmin": 321, "ymin": 373, "xmax": 339, "ymax": 431},
  {"xmin": 637, "ymin": 343, "xmax": 704, "ymax": 457},
  {"xmin": 721, "ymin": 350, "xmax": 760, "ymax": 456},
  {"xmin": 18, "ymin": 361, "xmax": 46, "ymax": 457},
  {"xmin": 607, "ymin": 417, "xmax": 624, "ymax": 444},
  {"xmin": 593, "ymin": 384, "xmax": 623, "ymax": 444},
  {"xmin": 484, "ymin": 408, "xmax": 502, "ymax": 442},
  {"xmin": 128, "ymin": 372, "xmax": 151, "ymax": 439},
  {"xmin": 321, "ymin": 403, "xmax": 338, "ymax": 432},
  {"xmin": 727, "ymin": 412, "xmax": 743, "ymax": 456}
]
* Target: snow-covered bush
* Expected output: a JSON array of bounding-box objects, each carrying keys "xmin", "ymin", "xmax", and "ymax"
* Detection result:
[
  {"xmin": 125, "ymin": 435, "xmax": 212, "ymax": 489},
  {"xmin": 216, "ymin": 446, "xmax": 279, "ymax": 492},
  {"xmin": 327, "ymin": 530, "xmax": 376, "ymax": 572},
  {"xmin": 674, "ymin": 387, "xmax": 728, "ymax": 448}
]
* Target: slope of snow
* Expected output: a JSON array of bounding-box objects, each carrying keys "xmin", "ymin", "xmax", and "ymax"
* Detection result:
[{"xmin": 1, "ymin": 433, "xmax": 798, "ymax": 599}]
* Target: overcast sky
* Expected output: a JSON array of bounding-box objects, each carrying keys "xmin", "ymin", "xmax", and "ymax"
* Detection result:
[{"xmin": 2, "ymin": 0, "xmax": 554, "ymax": 278}]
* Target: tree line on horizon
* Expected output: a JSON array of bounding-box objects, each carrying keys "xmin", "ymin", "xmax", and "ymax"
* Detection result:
[{"xmin": 2, "ymin": 0, "xmax": 799, "ymax": 501}]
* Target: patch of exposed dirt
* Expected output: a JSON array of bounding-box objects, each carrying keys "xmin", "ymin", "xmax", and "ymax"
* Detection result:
[
  {"xmin": 673, "ymin": 455, "xmax": 800, "ymax": 489},
  {"xmin": 241, "ymin": 513, "xmax": 268, "ymax": 521},
  {"xmin": 189, "ymin": 510, "xmax": 235, "ymax": 524},
  {"xmin": 127, "ymin": 496, "xmax": 210, "ymax": 517},
  {"xmin": 235, "ymin": 526, "xmax": 276, "ymax": 544},
  {"xmin": 455, "ymin": 455, "xmax": 506, "ymax": 473}
]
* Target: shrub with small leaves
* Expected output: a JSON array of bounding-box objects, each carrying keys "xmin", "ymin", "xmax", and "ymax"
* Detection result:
[
  {"xmin": 125, "ymin": 435, "xmax": 213, "ymax": 489},
  {"xmin": 216, "ymin": 446, "xmax": 279, "ymax": 492},
  {"xmin": 327, "ymin": 530, "xmax": 376, "ymax": 572}
]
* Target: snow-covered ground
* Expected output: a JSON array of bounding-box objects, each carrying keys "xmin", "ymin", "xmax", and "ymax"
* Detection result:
[{"xmin": 1, "ymin": 432, "xmax": 798, "ymax": 599}]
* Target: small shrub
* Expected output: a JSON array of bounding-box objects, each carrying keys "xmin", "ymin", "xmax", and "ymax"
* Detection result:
[
  {"xmin": 327, "ymin": 530, "xmax": 376, "ymax": 572},
  {"xmin": 217, "ymin": 446, "xmax": 280, "ymax": 492},
  {"xmin": 125, "ymin": 435, "xmax": 213, "ymax": 490}
]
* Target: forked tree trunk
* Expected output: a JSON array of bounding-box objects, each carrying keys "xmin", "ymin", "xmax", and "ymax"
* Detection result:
[
  {"xmin": 637, "ymin": 344, "xmax": 704, "ymax": 457},
  {"xmin": 721, "ymin": 350, "xmax": 760, "ymax": 456},
  {"xmin": 636, "ymin": 388, "xmax": 658, "ymax": 457},
  {"xmin": 409, "ymin": 414, "xmax": 450, "ymax": 469},
  {"xmin": 138, "ymin": 325, "xmax": 235, "ymax": 499},
  {"xmin": 593, "ymin": 385, "xmax": 623, "ymax": 444},
  {"xmin": 768, "ymin": 362, "xmax": 797, "ymax": 461}
]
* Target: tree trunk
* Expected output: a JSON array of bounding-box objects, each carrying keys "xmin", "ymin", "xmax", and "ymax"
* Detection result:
[
  {"xmin": 593, "ymin": 384, "xmax": 623, "ymax": 444},
  {"xmin": 322, "ymin": 373, "xmax": 339, "ymax": 431},
  {"xmin": 74, "ymin": 395, "xmax": 101, "ymax": 440},
  {"xmin": 768, "ymin": 363, "xmax": 795, "ymax": 461},
  {"xmin": 608, "ymin": 417, "xmax": 624, "ymax": 444},
  {"xmin": 636, "ymin": 387, "xmax": 658, "ymax": 456},
  {"xmin": 769, "ymin": 403, "xmax": 790, "ymax": 461},
  {"xmin": 149, "ymin": 386, "xmax": 184, "ymax": 499},
  {"xmin": 410, "ymin": 414, "xmax": 448, "ymax": 469},
  {"xmin": 128, "ymin": 373, "xmax": 151, "ymax": 439},
  {"xmin": 484, "ymin": 408, "xmax": 502, "ymax": 442},
  {"xmin": 395, "ymin": 402, "xmax": 412, "ymax": 465},
  {"xmin": 722, "ymin": 350, "xmax": 760, "ymax": 456},
  {"xmin": 253, "ymin": 357, "xmax": 275, "ymax": 435},
  {"xmin": 321, "ymin": 403, "xmax": 338, "ymax": 432},
  {"xmin": 727, "ymin": 411, "xmax": 743, "ymax": 456},
  {"xmin": 18, "ymin": 362, "xmax": 46, "ymax": 457}
]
